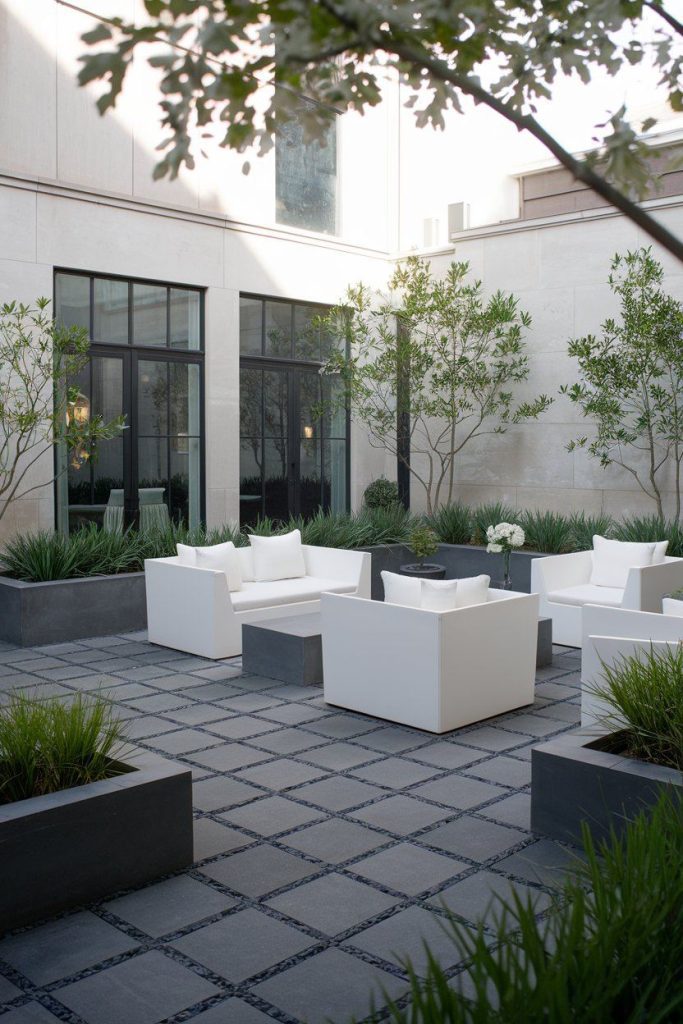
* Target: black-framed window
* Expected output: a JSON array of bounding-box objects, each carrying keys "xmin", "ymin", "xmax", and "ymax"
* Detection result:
[
  {"xmin": 239, "ymin": 294, "xmax": 349, "ymax": 525},
  {"xmin": 54, "ymin": 269, "xmax": 204, "ymax": 533}
]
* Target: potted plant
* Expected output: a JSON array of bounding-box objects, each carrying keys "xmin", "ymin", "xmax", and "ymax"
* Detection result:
[
  {"xmin": 400, "ymin": 525, "xmax": 446, "ymax": 579},
  {"xmin": 0, "ymin": 693, "xmax": 193, "ymax": 931},
  {"xmin": 532, "ymin": 645, "xmax": 683, "ymax": 845},
  {"xmin": 486, "ymin": 521, "xmax": 525, "ymax": 588}
]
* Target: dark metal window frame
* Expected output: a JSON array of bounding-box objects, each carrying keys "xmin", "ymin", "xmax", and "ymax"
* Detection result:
[
  {"xmin": 239, "ymin": 291, "xmax": 351, "ymax": 519},
  {"xmin": 53, "ymin": 267, "xmax": 206, "ymax": 530}
]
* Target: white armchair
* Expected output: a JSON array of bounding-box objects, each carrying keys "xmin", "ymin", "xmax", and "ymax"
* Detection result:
[
  {"xmin": 531, "ymin": 550, "xmax": 683, "ymax": 647},
  {"xmin": 581, "ymin": 603, "xmax": 683, "ymax": 727},
  {"xmin": 321, "ymin": 589, "xmax": 539, "ymax": 733},
  {"xmin": 145, "ymin": 545, "xmax": 371, "ymax": 660}
]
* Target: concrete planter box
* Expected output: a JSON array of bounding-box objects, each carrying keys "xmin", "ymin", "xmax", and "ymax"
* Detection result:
[
  {"xmin": 0, "ymin": 758, "xmax": 193, "ymax": 933},
  {"xmin": 531, "ymin": 730, "xmax": 683, "ymax": 846},
  {"xmin": 0, "ymin": 572, "xmax": 147, "ymax": 646},
  {"xmin": 362, "ymin": 543, "xmax": 543, "ymax": 600}
]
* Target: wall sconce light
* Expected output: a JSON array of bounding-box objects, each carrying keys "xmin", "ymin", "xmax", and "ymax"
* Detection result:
[{"xmin": 303, "ymin": 425, "xmax": 314, "ymax": 439}]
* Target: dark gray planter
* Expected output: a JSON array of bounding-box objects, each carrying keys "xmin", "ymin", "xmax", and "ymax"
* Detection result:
[
  {"xmin": 0, "ymin": 572, "xmax": 147, "ymax": 646},
  {"xmin": 531, "ymin": 730, "xmax": 683, "ymax": 846},
  {"xmin": 0, "ymin": 757, "xmax": 193, "ymax": 934},
  {"xmin": 363, "ymin": 543, "xmax": 543, "ymax": 600},
  {"xmin": 399, "ymin": 563, "xmax": 446, "ymax": 579}
]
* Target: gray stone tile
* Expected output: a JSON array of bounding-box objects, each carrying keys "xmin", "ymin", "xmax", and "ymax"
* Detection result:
[
  {"xmin": 349, "ymin": 795, "xmax": 453, "ymax": 836},
  {"xmin": 423, "ymin": 816, "xmax": 524, "ymax": 863},
  {"xmin": 300, "ymin": 741, "xmax": 381, "ymax": 771},
  {"xmin": 412, "ymin": 775, "xmax": 508, "ymax": 810},
  {"xmin": 0, "ymin": 911, "xmax": 138, "ymax": 985},
  {"xmin": 192, "ymin": 775, "xmax": 263, "ymax": 811},
  {"xmin": 219, "ymin": 795, "xmax": 324, "ymax": 837},
  {"xmin": 353, "ymin": 843, "xmax": 467, "ymax": 896},
  {"xmin": 146, "ymin": 728, "xmax": 225, "ymax": 756},
  {"xmin": 233, "ymin": 757, "xmax": 327, "ymax": 791},
  {"xmin": 502, "ymin": 713, "xmax": 566, "ymax": 737},
  {"xmin": 218, "ymin": 693, "xmax": 285, "ymax": 713},
  {"xmin": 267, "ymin": 872, "xmax": 398, "ymax": 935},
  {"xmin": 353, "ymin": 725, "xmax": 433, "ymax": 753},
  {"xmin": 533, "ymin": 702, "xmax": 582, "ymax": 723},
  {"xmin": 464, "ymin": 755, "xmax": 532, "ymax": 789},
  {"xmin": 428, "ymin": 870, "xmax": 551, "ymax": 926},
  {"xmin": 0, "ymin": 974, "xmax": 22, "ymax": 1002},
  {"xmin": 193, "ymin": 817, "xmax": 254, "ymax": 859},
  {"xmin": 347, "ymin": 904, "xmax": 465, "ymax": 974},
  {"xmin": 191, "ymin": 665, "xmax": 244, "ymax": 681},
  {"xmin": 255, "ymin": 703, "xmax": 328, "ymax": 725},
  {"xmin": 305, "ymin": 714, "xmax": 383, "ymax": 739},
  {"xmin": 457, "ymin": 726, "xmax": 527, "ymax": 752},
  {"xmin": 114, "ymin": 666, "xmax": 171, "ymax": 682},
  {"xmin": 105, "ymin": 876, "xmax": 235, "ymax": 937},
  {"xmin": 0, "ymin": 1004, "xmax": 63, "ymax": 1024},
  {"xmin": 253, "ymin": 947, "xmax": 406, "ymax": 1024},
  {"xmin": 178, "ymin": 681, "xmax": 244, "ymax": 701},
  {"xmin": 249, "ymin": 727, "xmax": 329, "ymax": 755},
  {"xmin": 189, "ymin": 999, "xmax": 274, "ymax": 1023},
  {"xmin": 204, "ymin": 715, "xmax": 281, "ymax": 740},
  {"xmin": 123, "ymin": 716, "xmax": 179, "ymax": 740},
  {"xmin": 351, "ymin": 756, "xmax": 441, "ymax": 789},
  {"xmin": 199, "ymin": 844, "xmax": 319, "ymax": 897},
  {"xmin": 495, "ymin": 839, "xmax": 580, "ymax": 887},
  {"xmin": 294, "ymin": 776, "xmax": 385, "ymax": 811},
  {"xmin": 125, "ymin": 692, "xmax": 193, "ymax": 713},
  {"xmin": 161, "ymin": 656, "xmax": 217, "ymax": 671},
  {"xmin": 282, "ymin": 818, "xmax": 388, "ymax": 864},
  {"xmin": 535, "ymin": 680, "xmax": 580, "ymax": 700},
  {"xmin": 189, "ymin": 743, "xmax": 271, "ymax": 772},
  {"xmin": 478, "ymin": 792, "xmax": 531, "ymax": 830},
  {"xmin": 58, "ymin": 950, "xmax": 220, "ymax": 1024},
  {"xmin": 161, "ymin": 704, "xmax": 231, "ymax": 726},
  {"xmin": 29, "ymin": 666, "xmax": 93, "ymax": 681},
  {"xmin": 173, "ymin": 909, "xmax": 313, "ymax": 982},
  {"xmin": 408, "ymin": 742, "xmax": 483, "ymax": 770}
]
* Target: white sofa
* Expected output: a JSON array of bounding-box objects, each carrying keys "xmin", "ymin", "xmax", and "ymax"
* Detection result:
[
  {"xmin": 145, "ymin": 544, "xmax": 371, "ymax": 659},
  {"xmin": 321, "ymin": 588, "xmax": 539, "ymax": 733},
  {"xmin": 581, "ymin": 602, "xmax": 683, "ymax": 727},
  {"xmin": 530, "ymin": 549, "xmax": 683, "ymax": 647}
]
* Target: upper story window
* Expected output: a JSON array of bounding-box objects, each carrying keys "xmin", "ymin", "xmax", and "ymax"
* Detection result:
[
  {"xmin": 275, "ymin": 106, "xmax": 338, "ymax": 236},
  {"xmin": 55, "ymin": 271, "xmax": 202, "ymax": 351}
]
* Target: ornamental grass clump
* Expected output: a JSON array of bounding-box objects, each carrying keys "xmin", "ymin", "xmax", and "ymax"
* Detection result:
[
  {"xmin": 592, "ymin": 646, "xmax": 683, "ymax": 771},
  {"xmin": 428, "ymin": 503, "xmax": 472, "ymax": 545},
  {"xmin": 0, "ymin": 694, "xmax": 127, "ymax": 805},
  {"xmin": 374, "ymin": 795, "xmax": 683, "ymax": 1024},
  {"xmin": 518, "ymin": 510, "xmax": 574, "ymax": 553}
]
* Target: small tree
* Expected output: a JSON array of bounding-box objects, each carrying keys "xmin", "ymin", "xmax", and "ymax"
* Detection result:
[
  {"xmin": 561, "ymin": 248, "xmax": 683, "ymax": 519},
  {"xmin": 0, "ymin": 298, "xmax": 126, "ymax": 526},
  {"xmin": 320, "ymin": 257, "xmax": 551, "ymax": 513}
]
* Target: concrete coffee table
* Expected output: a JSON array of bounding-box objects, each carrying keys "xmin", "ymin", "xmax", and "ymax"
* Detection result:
[
  {"xmin": 242, "ymin": 611, "xmax": 552, "ymax": 684},
  {"xmin": 242, "ymin": 613, "xmax": 323, "ymax": 685}
]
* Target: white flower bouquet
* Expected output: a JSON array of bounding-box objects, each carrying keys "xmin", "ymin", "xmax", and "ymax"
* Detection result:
[{"xmin": 486, "ymin": 521, "xmax": 525, "ymax": 586}]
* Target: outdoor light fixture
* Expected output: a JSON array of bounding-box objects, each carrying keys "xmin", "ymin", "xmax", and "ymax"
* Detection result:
[{"xmin": 303, "ymin": 425, "xmax": 314, "ymax": 439}]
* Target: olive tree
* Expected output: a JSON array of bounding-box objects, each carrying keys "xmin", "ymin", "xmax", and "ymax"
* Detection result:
[
  {"xmin": 562, "ymin": 248, "xmax": 683, "ymax": 519},
  {"xmin": 0, "ymin": 298, "xmax": 125, "ymax": 526},
  {"xmin": 78, "ymin": 1, "xmax": 683, "ymax": 261},
  {"xmin": 320, "ymin": 257, "xmax": 551, "ymax": 513}
]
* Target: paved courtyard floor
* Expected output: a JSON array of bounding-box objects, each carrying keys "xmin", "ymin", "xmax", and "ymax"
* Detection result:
[{"xmin": 0, "ymin": 633, "xmax": 582, "ymax": 1024}]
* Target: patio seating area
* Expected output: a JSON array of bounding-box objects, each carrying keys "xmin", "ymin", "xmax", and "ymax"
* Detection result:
[{"xmin": 0, "ymin": 632, "xmax": 580, "ymax": 1024}]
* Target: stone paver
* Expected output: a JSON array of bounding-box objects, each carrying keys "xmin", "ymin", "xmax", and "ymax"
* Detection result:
[{"xmin": 0, "ymin": 633, "xmax": 581, "ymax": 1024}]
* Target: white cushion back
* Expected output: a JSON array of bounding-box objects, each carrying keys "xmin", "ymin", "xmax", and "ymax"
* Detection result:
[
  {"xmin": 249, "ymin": 529, "xmax": 307, "ymax": 582},
  {"xmin": 421, "ymin": 579, "xmax": 459, "ymax": 611},
  {"xmin": 590, "ymin": 535, "xmax": 656, "ymax": 589},
  {"xmin": 653, "ymin": 540, "xmax": 669, "ymax": 564},
  {"xmin": 177, "ymin": 541, "xmax": 242, "ymax": 592},
  {"xmin": 236, "ymin": 545, "xmax": 255, "ymax": 581},
  {"xmin": 455, "ymin": 574, "xmax": 490, "ymax": 608},
  {"xmin": 381, "ymin": 571, "xmax": 422, "ymax": 607}
]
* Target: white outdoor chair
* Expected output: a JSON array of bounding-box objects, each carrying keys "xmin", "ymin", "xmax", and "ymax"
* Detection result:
[{"xmin": 321, "ymin": 588, "xmax": 539, "ymax": 733}]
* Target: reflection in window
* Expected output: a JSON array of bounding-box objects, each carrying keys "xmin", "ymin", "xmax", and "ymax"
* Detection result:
[
  {"xmin": 93, "ymin": 278, "xmax": 128, "ymax": 344},
  {"xmin": 276, "ymin": 109, "xmax": 337, "ymax": 235},
  {"xmin": 55, "ymin": 273, "xmax": 90, "ymax": 333},
  {"xmin": 133, "ymin": 284, "xmax": 167, "ymax": 346}
]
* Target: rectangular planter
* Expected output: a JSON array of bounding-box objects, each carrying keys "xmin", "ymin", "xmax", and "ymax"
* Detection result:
[
  {"xmin": 0, "ymin": 757, "xmax": 193, "ymax": 933},
  {"xmin": 362, "ymin": 543, "xmax": 543, "ymax": 600},
  {"xmin": 531, "ymin": 730, "xmax": 683, "ymax": 846},
  {"xmin": 0, "ymin": 572, "xmax": 147, "ymax": 646}
]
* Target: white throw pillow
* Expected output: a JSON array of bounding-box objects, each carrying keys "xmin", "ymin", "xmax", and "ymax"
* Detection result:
[
  {"xmin": 249, "ymin": 529, "xmax": 307, "ymax": 582},
  {"xmin": 177, "ymin": 541, "xmax": 242, "ymax": 592},
  {"xmin": 455, "ymin": 574, "xmax": 490, "ymax": 608},
  {"xmin": 590, "ymin": 535, "xmax": 656, "ymax": 589},
  {"xmin": 653, "ymin": 540, "xmax": 669, "ymax": 564},
  {"xmin": 236, "ymin": 545, "xmax": 255, "ymax": 582},
  {"xmin": 421, "ymin": 579, "xmax": 459, "ymax": 611},
  {"xmin": 381, "ymin": 570, "xmax": 422, "ymax": 608}
]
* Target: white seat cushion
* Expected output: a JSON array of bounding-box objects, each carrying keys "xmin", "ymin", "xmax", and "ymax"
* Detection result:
[
  {"xmin": 547, "ymin": 583, "xmax": 624, "ymax": 608},
  {"xmin": 230, "ymin": 576, "xmax": 355, "ymax": 611}
]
